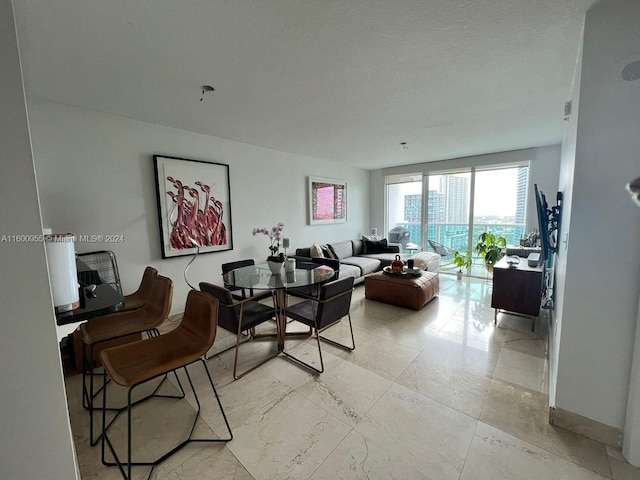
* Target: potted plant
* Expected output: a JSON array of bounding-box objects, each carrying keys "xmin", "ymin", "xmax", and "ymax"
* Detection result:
[
  {"xmin": 475, "ymin": 232, "xmax": 506, "ymax": 273},
  {"xmin": 453, "ymin": 250, "xmax": 472, "ymax": 280},
  {"xmin": 252, "ymin": 222, "xmax": 286, "ymax": 273}
]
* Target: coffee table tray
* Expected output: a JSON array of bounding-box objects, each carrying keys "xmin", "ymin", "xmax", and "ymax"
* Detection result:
[{"xmin": 382, "ymin": 266, "xmax": 423, "ymax": 278}]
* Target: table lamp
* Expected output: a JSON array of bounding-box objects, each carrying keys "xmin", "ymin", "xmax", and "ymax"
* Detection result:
[{"xmin": 45, "ymin": 233, "xmax": 80, "ymax": 313}]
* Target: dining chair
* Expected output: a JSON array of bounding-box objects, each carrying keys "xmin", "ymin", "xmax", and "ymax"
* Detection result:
[
  {"xmin": 283, "ymin": 276, "xmax": 355, "ymax": 374},
  {"xmin": 80, "ymin": 275, "xmax": 174, "ymax": 445},
  {"xmin": 198, "ymin": 282, "xmax": 278, "ymax": 379},
  {"xmin": 288, "ymin": 257, "xmax": 339, "ymax": 300},
  {"xmin": 221, "ymin": 259, "xmax": 271, "ymax": 302},
  {"xmin": 99, "ymin": 290, "xmax": 232, "ymax": 480}
]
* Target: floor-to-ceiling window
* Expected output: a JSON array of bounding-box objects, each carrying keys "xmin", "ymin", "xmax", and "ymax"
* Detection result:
[
  {"xmin": 385, "ymin": 162, "xmax": 529, "ymax": 277},
  {"xmin": 385, "ymin": 174, "xmax": 423, "ymax": 251}
]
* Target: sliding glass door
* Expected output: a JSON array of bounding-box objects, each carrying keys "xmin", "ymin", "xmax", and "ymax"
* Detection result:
[
  {"xmin": 386, "ymin": 174, "xmax": 423, "ymax": 251},
  {"xmin": 386, "ymin": 162, "xmax": 529, "ymax": 277}
]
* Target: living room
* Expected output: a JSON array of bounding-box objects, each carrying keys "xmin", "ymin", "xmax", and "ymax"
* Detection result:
[{"xmin": 3, "ymin": 1, "xmax": 640, "ymax": 479}]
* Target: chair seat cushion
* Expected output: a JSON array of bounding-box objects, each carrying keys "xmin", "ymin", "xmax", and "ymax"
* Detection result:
[
  {"xmin": 234, "ymin": 301, "xmax": 275, "ymax": 330},
  {"xmin": 100, "ymin": 327, "xmax": 208, "ymax": 388},
  {"xmin": 81, "ymin": 310, "xmax": 160, "ymax": 345}
]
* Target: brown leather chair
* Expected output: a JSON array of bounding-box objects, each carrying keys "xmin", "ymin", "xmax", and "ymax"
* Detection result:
[
  {"xmin": 99, "ymin": 290, "xmax": 232, "ymax": 480},
  {"xmin": 71, "ymin": 266, "xmax": 158, "ymax": 372},
  {"xmin": 80, "ymin": 275, "xmax": 174, "ymax": 445},
  {"xmin": 199, "ymin": 282, "xmax": 278, "ymax": 379},
  {"xmin": 284, "ymin": 276, "xmax": 355, "ymax": 373},
  {"xmin": 120, "ymin": 266, "xmax": 158, "ymax": 311}
]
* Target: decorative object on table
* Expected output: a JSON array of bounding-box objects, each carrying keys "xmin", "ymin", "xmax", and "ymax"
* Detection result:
[
  {"xmin": 391, "ymin": 254, "xmax": 405, "ymax": 273},
  {"xmin": 453, "ymin": 249, "xmax": 473, "ymax": 281},
  {"xmin": 382, "ymin": 266, "xmax": 423, "ymax": 277},
  {"xmin": 253, "ymin": 222, "xmax": 285, "ymax": 274},
  {"xmin": 308, "ymin": 176, "xmax": 347, "ymax": 225},
  {"xmin": 475, "ymin": 232, "xmax": 507, "ymax": 273},
  {"xmin": 282, "ymin": 237, "xmax": 290, "ymax": 258},
  {"xmin": 285, "ymin": 258, "xmax": 296, "ymax": 273},
  {"xmin": 407, "ymin": 259, "xmax": 415, "ymax": 269},
  {"xmin": 46, "ymin": 233, "xmax": 80, "ymax": 313},
  {"xmin": 153, "ymin": 155, "xmax": 232, "ymax": 258}
]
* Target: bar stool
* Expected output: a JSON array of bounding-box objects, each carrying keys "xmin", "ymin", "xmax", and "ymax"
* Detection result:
[
  {"xmin": 99, "ymin": 290, "xmax": 232, "ymax": 479},
  {"xmin": 80, "ymin": 275, "xmax": 174, "ymax": 445}
]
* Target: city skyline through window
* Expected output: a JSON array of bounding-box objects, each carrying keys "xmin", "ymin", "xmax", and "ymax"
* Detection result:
[{"xmin": 386, "ymin": 163, "xmax": 529, "ymax": 275}]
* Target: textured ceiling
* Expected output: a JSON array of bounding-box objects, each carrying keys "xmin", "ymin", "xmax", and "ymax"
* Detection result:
[{"xmin": 13, "ymin": 0, "xmax": 594, "ymax": 169}]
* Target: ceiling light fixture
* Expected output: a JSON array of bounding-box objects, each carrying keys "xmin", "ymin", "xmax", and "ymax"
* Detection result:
[
  {"xmin": 400, "ymin": 142, "xmax": 408, "ymax": 150},
  {"xmin": 622, "ymin": 61, "xmax": 640, "ymax": 81},
  {"xmin": 200, "ymin": 85, "xmax": 215, "ymax": 101}
]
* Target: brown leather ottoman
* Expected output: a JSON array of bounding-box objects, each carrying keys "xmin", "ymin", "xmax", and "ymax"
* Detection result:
[{"xmin": 364, "ymin": 271, "xmax": 439, "ymax": 310}]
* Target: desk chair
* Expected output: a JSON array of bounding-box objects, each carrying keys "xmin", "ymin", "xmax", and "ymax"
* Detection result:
[
  {"xmin": 199, "ymin": 282, "xmax": 278, "ymax": 379},
  {"xmin": 283, "ymin": 277, "xmax": 355, "ymax": 374},
  {"xmin": 99, "ymin": 290, "xmax": 232, "ymax": 480},
  {"xmin": 80, "ymin": 275, "xmax": 174, "ymax": 445},
  {"xmin": 77, "ymin": 250, "xmax": 122, "ymax": 294}
]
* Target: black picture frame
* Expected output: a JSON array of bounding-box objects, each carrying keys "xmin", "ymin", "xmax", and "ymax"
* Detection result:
[{"xmin": 153, "ymin": 155, "xmax": 233, "ymax": 258}]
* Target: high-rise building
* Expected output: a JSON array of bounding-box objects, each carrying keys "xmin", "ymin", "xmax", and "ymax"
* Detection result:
[
  {"xmin": 440, "ymin": 175, "xmax": 469, "ymax": 224},
  {"xmin": 515, "ymin": 167, "xmax": 529, "ymax": 224}
]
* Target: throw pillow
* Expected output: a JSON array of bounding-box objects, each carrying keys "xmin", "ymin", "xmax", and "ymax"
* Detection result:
[
  {"xmin": 310, "ymin": 243, "xmax": 324, "ymax": 258},
  {"xmin": 363, "ymin": 238, "xmax": 388, "ymax": 254},
  {"xmin": 321, "ymin": 244, "xmax": 338, "ymax": 259}
]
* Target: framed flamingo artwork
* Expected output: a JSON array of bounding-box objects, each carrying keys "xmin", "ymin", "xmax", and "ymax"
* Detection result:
[{"xmin": 153, "ymin": 155, "xmax": 233, "ymax": 258}]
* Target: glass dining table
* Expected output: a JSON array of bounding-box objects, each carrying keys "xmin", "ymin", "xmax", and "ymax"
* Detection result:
[{"xmin": 222, "ymin": 262, "xmax": 336, "ymax": 351}]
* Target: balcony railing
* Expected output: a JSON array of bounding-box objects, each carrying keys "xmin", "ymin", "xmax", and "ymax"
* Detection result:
[{"xmin": 394, "ymin": 222, "xmax": 527, "ymax": 277}]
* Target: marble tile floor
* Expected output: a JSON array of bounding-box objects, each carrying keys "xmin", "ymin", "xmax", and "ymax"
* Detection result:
[{"xmin": 64, "ymin": 275, "xmax": 640, "ymax": 480}]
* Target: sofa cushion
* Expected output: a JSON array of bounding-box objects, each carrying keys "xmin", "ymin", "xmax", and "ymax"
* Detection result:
[
  {"xmin": 363, "ymin": 238, "xmax": 389, "ymax": 254},
  {"xmin": 329, "ymin": 240, "xmax": 354, "ymax": 260},
  {"xmin": 361, "ymin": 253, "xmax": 410, "ymax": 268},
  {"xmin": 310, "ymin": 243, "xmax": 324, "ymax": 258},
  {"xmin": 409, "ymin": 251, "xmax": 441, "ymax": 273},
  {"xmin": 352, "ymin": 239, "xmax": 365, "ymax": 256},
  {"xmin": 341, "ymin": 256, "xmax": 381, "ymax": 276},
  {"xmin": 338, "ymin": 263, "xmax": 361, "ymax": 281}
]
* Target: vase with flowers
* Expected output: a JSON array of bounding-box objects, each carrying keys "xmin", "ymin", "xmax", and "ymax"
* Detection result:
[{"xmin": 253, "ymin": 222, "xmax": 286, "ymax": 274}]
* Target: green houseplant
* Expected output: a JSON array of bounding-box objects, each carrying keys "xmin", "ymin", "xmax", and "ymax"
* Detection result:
[
  {"xmin": 475, "ymin": 232, "xmax": 506, "ymax": 273},
  {"xmin": 453, "ymin": 250, "xmax": 472, "ymax": 280}
]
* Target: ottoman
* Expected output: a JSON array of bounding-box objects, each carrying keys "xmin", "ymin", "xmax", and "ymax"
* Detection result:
[{"xmin": 365, "ymin": 271, "xmax": 439, "ymax": 310}]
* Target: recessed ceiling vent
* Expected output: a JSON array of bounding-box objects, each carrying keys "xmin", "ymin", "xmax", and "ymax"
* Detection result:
[{"xmin": 622, "ymin": 61, "xmax": 640, "ymax": 81}]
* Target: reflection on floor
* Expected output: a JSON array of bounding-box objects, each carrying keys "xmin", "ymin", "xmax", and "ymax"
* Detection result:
[{"xmin": 65, "ymin": 275, "xmax": 640, "ymax": 480}]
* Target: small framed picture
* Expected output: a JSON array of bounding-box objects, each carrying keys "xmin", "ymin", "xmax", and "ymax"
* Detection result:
[{"xmin": 308, "ymin": 176, "xmax": 347, "ymax": 225}]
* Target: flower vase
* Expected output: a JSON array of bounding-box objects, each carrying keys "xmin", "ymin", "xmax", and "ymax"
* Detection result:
[{"xmin": 267, "ymin": 260, "xmax": 284, "ymax": 274}]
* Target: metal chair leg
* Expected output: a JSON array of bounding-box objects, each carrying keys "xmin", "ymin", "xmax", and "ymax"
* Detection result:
[{"xmin": 101, "ymin": 359, "xmax": 232, "ymax": 480}]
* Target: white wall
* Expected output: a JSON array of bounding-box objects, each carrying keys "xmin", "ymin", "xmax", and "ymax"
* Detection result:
[
  {"xmin": 27, "ymin": 99, "xmax": 370, "ymax": 315},
  {"xmin": 0, "ymin": 1, "xmax": 78, "ymax": 477},
  {"xmin": 554, "ymin": 0, "xmax": 640, "ymax": 431},
  {"xmin": 549, "ymin": 21, "xmax": 583, "ymax": 410}
]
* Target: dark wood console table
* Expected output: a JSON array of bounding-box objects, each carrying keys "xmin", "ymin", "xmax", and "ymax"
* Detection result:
[{"xmin": 491, "ymin": 256, "xmax": 544, "ymax": 332}]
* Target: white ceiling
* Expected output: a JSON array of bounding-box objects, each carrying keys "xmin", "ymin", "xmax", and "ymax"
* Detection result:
[{"xmin": 13, "ymin": 0, "xmax": 594, "ymax": 170}]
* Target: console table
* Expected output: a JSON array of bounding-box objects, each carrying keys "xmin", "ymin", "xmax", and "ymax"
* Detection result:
[{"xmin": 491, "ymin": 256, "xmax": 544, "ymax": 332}]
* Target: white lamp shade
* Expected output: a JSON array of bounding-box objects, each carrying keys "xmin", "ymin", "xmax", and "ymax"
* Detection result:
[{"xmin": 46, "ymin": 234, "xmax": 79, "ymax": 313}]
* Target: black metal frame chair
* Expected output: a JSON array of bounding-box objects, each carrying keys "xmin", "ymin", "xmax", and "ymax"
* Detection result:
[
  {"xmin": 283, "ymin": 276, "xmax": 355, "ymax": 373},
  {"xmin": 221, "ymin": 259, "xmax": 271, "ymax": 302},
  {"xmin": 427, "ymin": 239, "xmax": 455, "ymax": 260},
  {"xmin": 199, "ymin": 282, "xmax": 279, "ymax": 379},
  {"xmin": 77, "ymin": 250, "xmax": 122, "ymax": 294},
  {"xmin": 99, "ymin": 290, "xmax": 232, "ymax": 480}
]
